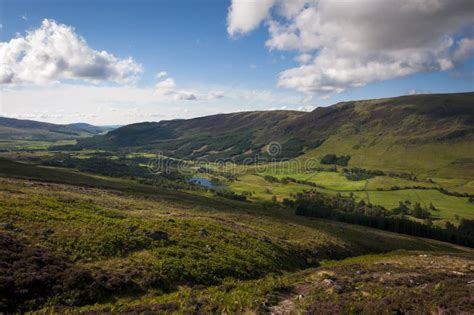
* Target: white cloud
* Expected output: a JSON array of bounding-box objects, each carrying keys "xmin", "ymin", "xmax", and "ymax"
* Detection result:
[
  {"xmin": 0, "ymin": 19, "xmax": 143, "ymax": 85},
  {"xmin": 154, "ymin": 76, "xmax": 227, "ymax": 101},
  {"xmin": 156, "ymin": 71, "xmax": 168, "ymax": 79},
  {"xmin": 453, "ymin": 38, "xmax": 474, "ymax": 61},
  {"xmin": 227, "ymin": 0, "xmax": 275, "ymax": 37},
  {"xmin": 0, "ymin": 84, "xmax": 303, "ymax": 125},
  {"xmin": 156, "ymin": 77, "xmax": 176, "ymax": 90},
  {"xmin": 21, "ymin": 14, "xmax": 28, "ymax": 21},
  {"xmin": 295, "ymin": 53, "xmax": 312, "ymax": 64},
  {"xmin": 155, "ymin": 77, "xmax": 197, "ymax": 101},
  {"xmin": 406, "ymin": 89, "xmax": 431, "ymax": 95},
  {"xmin": 207, "ymin": 91, "xmax": 225, "ymax": 100},
  {"xmin": 297, "ymin": 105, "xmax": 315, "ymax": 112},
  {"xmin": 228, "ymin": 0, "xmax": 474, "ymax": 95}
]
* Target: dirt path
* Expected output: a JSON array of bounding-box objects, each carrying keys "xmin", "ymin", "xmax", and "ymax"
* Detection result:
[{"xmin": 268, "ymin": 282, "xmax": 313, "ymax": 314}]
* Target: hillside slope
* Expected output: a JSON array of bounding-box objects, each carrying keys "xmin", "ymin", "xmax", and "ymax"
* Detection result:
[
  {"xmin": 294, "ymin": 92, "xmax": 474, "ymax": 177},
  {"xmin": 0, "ymin": 117, "xmax": 112, "ymax": 140},
  {"xmin": 0, "ymin": 159, "xmax": 472, "ymax": 312},
  {"xmin": 75, "ymin": 92, "xmax": 474, "ymax": 176}
]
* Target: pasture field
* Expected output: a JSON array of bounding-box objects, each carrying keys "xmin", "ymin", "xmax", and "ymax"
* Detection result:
[
  {"xmin": 226, "ymin": 167, "xmax": 474, "ymax": 223},
  {"xmin": 0, "ymin": 139, "xmax": 76, "ymax": 151}
]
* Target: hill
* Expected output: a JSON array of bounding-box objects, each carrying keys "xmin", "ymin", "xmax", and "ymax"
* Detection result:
[
  {"xmin": 0, "ymin": 117, "xmax": 113, "ymax": 141},
  {"xmin": 75, "ymin": 92, "xmax": 474, "ymax": 177},
  {"xmin": 0, "ymin": 158, "xmax": 473, "ymax": 313}
]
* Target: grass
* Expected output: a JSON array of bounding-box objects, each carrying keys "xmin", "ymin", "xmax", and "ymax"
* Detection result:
[
  {"xmin": 224, "ymin": 168, "xmax": 474, "ymax": 224},
  {"xmin": 366, "ymin": 176, "xmax": 436, "ymax": 190},
  {"xmin": 2, "ymin": 176, "xmax": 470, "ymax": 313},
  {"xmin": 0, "ymin": 158, "xmax": 473, "ymax": 312},
  {"xmin": 299, "ymin": 134, "xmax": 474, "ymax": 180},
  {"xmin": 228, "ymin": 174, "xmax": 315, "ymax": 202},
  {"xmin": 0, "ymin": 139, "xmax": 76, "ymax": 151},
  {"xmin": 363, "ymin": 189, "xmax": 474, "ymax": 221}
]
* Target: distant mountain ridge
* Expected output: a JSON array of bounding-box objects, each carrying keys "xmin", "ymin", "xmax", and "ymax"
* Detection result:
[
  {"xmin": 74, "ymin": 92, "xmax": 474, "ymax": 177},
  {"xmin": 0, "ymin": 117, "xmax": 114, "ymax": 141}
]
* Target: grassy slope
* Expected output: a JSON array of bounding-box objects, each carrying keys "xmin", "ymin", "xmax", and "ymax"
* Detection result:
[
  {"xmin": 73, "ymin": 251, "xmax": 474, "ymax": 314},
  {"xmin": 300, "ymin": 135, "xmax": 474, "ymax": 179},
  {"xmin": 76, "ymin": 93, "xmax": 474, "ymax": 179},
  {"xmin": 1, "ymin": 159, "xmax": 472, "ymax": 312}
]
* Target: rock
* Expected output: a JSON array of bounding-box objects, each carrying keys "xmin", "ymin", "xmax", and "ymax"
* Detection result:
[
  {"xmin": 206, "ymin": 244, "xmax": 213, "ymax": 252},
  {"xmin": 199, "ymin": 228, "xmax": 208, "ymax": 237},
  {"xmin": 0, "ymin": 223, "xmax": 14, "ymax": 230},
  {"xmin": 323, "ymin": 279, "xmax": 334, "ymax": 286},
  {"xmin": 145, "ymin": 230, "xmax": 169, "ymax": 241},
  {"xmin": 452, "ymin": 271, "xmax": 465, "ymax": 276}
]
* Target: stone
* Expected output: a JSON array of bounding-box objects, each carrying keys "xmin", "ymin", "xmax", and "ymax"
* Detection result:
[{"xmin": 323, "ymin": 279, "xmax": 334, "ymax": 286}]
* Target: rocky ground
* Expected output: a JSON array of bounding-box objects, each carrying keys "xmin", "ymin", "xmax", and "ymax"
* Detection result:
[{"xmin": 268, "ymin": 253, "xmax": 474, "ymax": 314}]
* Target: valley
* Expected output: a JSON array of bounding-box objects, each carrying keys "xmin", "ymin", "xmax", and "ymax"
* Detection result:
[{"xmin": 1, "ymin": 92, "xmax": 473, "ymax": 313}]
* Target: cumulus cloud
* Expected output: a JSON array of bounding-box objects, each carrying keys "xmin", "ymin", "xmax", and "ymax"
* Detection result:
[
  {"xmin": 0, "ymin": 19, "xmax": 143, "ymax": 85},
  {"xmin": 227, "ymin": 0, "xmax": 275, "ymax": 37},
  {"xmin": 295, "ymin": 53, "xmax": 312, "ymax": 64},
  {"xmin": 227, "ymin": 0, "xmax": 474, "ymax": 95},
  {"xmin": 154, "ymin": 76, "xmax": 226, "ymax": 101}
]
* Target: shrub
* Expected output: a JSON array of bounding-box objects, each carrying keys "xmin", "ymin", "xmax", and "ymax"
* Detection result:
[{"xmin": 320, "ymin": 154, "xmax": 351, "ymax": 166}]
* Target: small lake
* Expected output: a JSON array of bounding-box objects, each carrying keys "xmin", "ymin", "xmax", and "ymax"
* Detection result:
[{"xmin": 188, "ymin": 177, "xmax": 214, "ymax": 188}]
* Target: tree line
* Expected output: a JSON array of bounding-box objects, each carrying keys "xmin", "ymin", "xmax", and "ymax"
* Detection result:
[{"xmin": 286, "ymin": 190, "xmax": 474, "ymax": 248}]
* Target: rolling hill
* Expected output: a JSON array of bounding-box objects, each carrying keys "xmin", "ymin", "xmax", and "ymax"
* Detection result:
[
  {"xmin": 1, "ymin": 158, "xmax": 473, "ymax": 313},
  {"xmin": 0, "ymin": 117, "xmax": 114, "ymax": 141},
  {"xmin": 75, "ymin": 92, "xmax": 474, "ymax": 177}
]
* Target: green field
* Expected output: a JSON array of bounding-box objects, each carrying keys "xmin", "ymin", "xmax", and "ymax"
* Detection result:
[
  {"xmin": 0, "ymin": 139, "xmax": 76, "ymax": 151},
  {"xmin": 356, "ymin": 189, "xmax": 474, "ymax": 221},
  {"xmin": 224, "ymin": 168, "xmax": 474, "ymax": 223}
]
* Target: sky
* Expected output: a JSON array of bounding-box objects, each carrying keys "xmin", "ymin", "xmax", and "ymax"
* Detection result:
[{"xmin": 0, "ymin": 0, "xmax": 473, "ymax": 125}]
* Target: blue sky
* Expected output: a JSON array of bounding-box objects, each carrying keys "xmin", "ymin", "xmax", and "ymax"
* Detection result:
[{"xmin": 1, "ymin": 0, "xmax": 473, "ymax": 124}]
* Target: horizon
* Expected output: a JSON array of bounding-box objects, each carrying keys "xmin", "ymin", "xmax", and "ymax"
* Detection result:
[
  {"xmin": 1, "ymin": 0, "xmax": 473, "ymax": 125},
  {"xmin": 2, "ymin": 90, "xmax": 474, "ymax": 126}
]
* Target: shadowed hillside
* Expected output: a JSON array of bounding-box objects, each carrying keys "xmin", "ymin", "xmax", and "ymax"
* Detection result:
[
  {"xmin": 74, "ymin": 92, "xmax": 474, "ymax": 176},
  {"xmin": 0, "ymin": 117, "xmax": 113, "ymax": 141}
]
